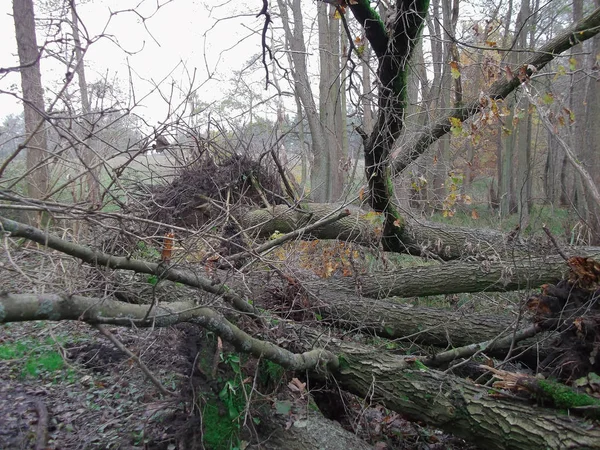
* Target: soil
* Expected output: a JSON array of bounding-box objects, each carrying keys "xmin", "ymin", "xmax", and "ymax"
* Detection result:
[{"xmin": 0, "ymin": 320, "xmax": 204, "ymax": 449}]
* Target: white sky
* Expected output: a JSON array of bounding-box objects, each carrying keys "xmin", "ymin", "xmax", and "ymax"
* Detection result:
[{"xmin": 0, "ymin": 0, "xmax": 275, "ymax": 124}]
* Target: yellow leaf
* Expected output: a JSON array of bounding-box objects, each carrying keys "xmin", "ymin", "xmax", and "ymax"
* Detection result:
[
  {"xmin": 542, "ymin": 93, "xmax": 554, "ymax": 105},
  {"xmin": 569, "ymin": 57, "xmax": 577, "ymax": 71},
  {"xmin": 472, "ymin": 209, "xmax": 480, "ymax": 220},
  {"xmin": 449, "ymin": 61, "xmax": 461, "ymax": 79}
]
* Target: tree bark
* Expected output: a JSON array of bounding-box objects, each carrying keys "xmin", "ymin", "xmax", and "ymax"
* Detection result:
[
  {"xmin": 307, "ymin": 286, "xmax": 525, "ymax": 347},
  {"xmin": 304, "ymin": 256, "xmax": 572, "ymax": 299},
  {"xmin": 13, "ymin": 0, "xmax": 49, "ymax": 209},
  {"xmin": 253, "ymin": 410, "xmax": 373, "ymax": 450},
  {"xmin": 295, "ymin": 330, "xmax": 600, "ymax": 450}
]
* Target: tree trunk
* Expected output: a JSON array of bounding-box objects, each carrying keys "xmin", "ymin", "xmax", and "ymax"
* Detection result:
[
  {"xmin": 253, "ymin": 410, "xmax": 374, "ymax": 450},
  {"xmin": 320, "ymin": 338, "xmax": 600, "ymax": 450},
  {"xmin": 277, "ymin": 0, "xmax": 328, "ymax": 202},
  {"xmin": 13, "ymin": 0, "xmax": 49, "ymax": 212},
  {"xmin": 361, "ymin": 41, "xmax": 374, "ymax": 135},
  {"xmin": 240, "ymin": 202, "xmax": 593, "ymax": 260},
  {"xmin": 70, "ymin": 0, "xmax": 100, "ymax": 207},
  {"xmin": 306, "ymin": 286, "xmax": 527, "ymax": 347},
  {"xmin": 304, "ymin": 256, "xmax": 573, "ymax": 300}
]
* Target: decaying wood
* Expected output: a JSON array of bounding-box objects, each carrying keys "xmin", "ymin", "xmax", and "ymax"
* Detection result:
[{"xmin": 526, "ymin": 257, "xmax": 600, "ymax": 382}]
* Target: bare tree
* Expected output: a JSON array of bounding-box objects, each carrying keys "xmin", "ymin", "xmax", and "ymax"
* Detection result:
[{"xmin": 12, "ymin": 0, "xmax": 49, "ymax": 212}]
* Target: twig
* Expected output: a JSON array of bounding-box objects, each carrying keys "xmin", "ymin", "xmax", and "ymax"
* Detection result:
[
  {"xmin": 34, "ymin": 400, "xmax": 49, "ymax": 450},
  {"xmin": 249, "ymin": 174, "xmax": 271, "ymax": 208},
  {"xmin": 425, "ymin": 324, "xmax": 541, "ymax": 368},
  {"xmin": 271, "ymin": 149, "xmax": 298, "ymax": 201},
  {"xmin": 542, "ymin": 224, "xmax": 569, "ymax": 261},
  {"xmin": 95, "ymin": 324, "xmax": 175, "ymax": 397}
]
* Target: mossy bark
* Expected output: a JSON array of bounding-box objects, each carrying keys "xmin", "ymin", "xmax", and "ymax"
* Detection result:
[
  {"xmin": 349, "ymin": 0, "xmax": 430, "ymax": 252},
  {"xmin": 290, "ymin": 328, "xmax": 600, "ymax": 450}
]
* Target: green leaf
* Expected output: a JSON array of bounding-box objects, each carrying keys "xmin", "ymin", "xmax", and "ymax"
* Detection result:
[
  {"xmin": 542, "ymin": 93, "xmax": 554, "ymax": 105},
  {"xmin": 569, "ymin": 57, "xmax": 577, "ymax": 71},
  {"xmin": 274, "ymin": 400, "xmax": 292, "ymax": 415}
]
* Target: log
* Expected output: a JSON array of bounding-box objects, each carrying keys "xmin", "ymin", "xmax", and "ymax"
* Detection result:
[
  {"xmin": 251, "ymin": 410, "xmax": 373, "ymax": 450},
  {"xmin": 290, "ymin": 327, "xmax": 600, "ymax": 450},
  {"xmin": 304, "ymin": 258, "xmax": 570, "ymax": 298},
  {"xmin": 240, "ymin": 204, "xmax": 599, "ymax": 261},
  {"xmin": 308, "ymin": 288, "xmax": 521, "ymax": 347}
]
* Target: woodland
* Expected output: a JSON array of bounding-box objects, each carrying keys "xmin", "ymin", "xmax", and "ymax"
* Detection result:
[{"xmin": 2, "ymin": 0, "xmax": 600, "ymax": 449}]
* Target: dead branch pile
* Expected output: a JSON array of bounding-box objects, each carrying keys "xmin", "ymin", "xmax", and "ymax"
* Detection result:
[
  {"xmin": 526, "ymin": 256, "xmax": 600, "ymax": 382},
  {"xmin": 132, "ymin": 152, "xmax": 285, "ymax": 231}
]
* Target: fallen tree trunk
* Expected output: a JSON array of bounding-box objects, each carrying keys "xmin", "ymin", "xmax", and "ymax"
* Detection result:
[
  {"xmin": 291, "ymin": 328, "xmax": 600, "ymax": 450},
  {"xmin": 308, "ymin": 290, "xmax": 526, "ymax": 348},
  {"xmin": 303, "ymin": 257, "xmax": 571, "ymax": 298},
  {"xmin": 240, "ymin": 204, "xmax": 597, "ymax": 261}
]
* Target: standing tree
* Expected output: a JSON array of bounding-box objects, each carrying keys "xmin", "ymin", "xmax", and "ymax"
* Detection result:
[{"xmin": 12, "ymin": 0, "xmax": 49, "ymax": 211}]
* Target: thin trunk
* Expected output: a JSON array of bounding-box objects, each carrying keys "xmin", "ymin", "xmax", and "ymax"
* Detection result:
[
  {"xmin": 13, "ymin": 0, "xmax": 50, "ymax": 215},
  {"xmin": 70, "ymin": 0, "xmax": 99, "ymax": 207},
  {"xmin": 361, "ymin": 41, "xmax": 374, "ymax": 135},
  {"xmin": 516, "ymin": 0, "xmax": 532, "ymax": 224},
  {"xmin": 278, "ymin": 0, "xmax": 328, "ymax": 202},
  {"xmin": 316, "ymin": 2, "xmax": 333, "ymax": 202},
  {"xmin": 328, "ymin": 5, "xmax": 344, "ymax": 200},
  {"xmin": 498, "ymin": 0, "xmax": 515, "ymax": 217}
]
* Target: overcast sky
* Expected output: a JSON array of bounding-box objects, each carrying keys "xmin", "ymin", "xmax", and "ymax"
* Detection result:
[{"xmin": 0, "ymin": 0, "xmax": 272, "ymax": 124}]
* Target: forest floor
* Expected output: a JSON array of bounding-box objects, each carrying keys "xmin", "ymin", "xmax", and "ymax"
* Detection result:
[{"xmin": 0, "ymin": 320, "xmax": 203, "ymax": 449}]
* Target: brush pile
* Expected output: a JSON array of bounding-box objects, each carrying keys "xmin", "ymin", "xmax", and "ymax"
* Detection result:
[{"xmin": 526, "ymin": 256, "xmax": 600, "ymax": 382}]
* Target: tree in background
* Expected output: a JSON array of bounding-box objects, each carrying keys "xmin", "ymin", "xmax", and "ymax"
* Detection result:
[{"xmin": 11, "ymin": 0, "xmax": 49, "ymax": 211}]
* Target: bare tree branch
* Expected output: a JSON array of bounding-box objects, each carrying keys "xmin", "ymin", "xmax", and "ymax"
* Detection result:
[
  {"xmin": 0, "ymin": 292, "xmax": 338, "ymax": 372},
  {"xmin": 0, "ymin": 216, "xmax": 256, "ymax": 315},
  {"xmin": 393, "ymin": 6, "xmax": 600, "ymax": 174}
]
